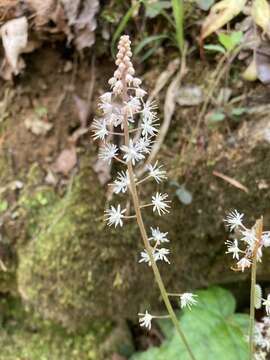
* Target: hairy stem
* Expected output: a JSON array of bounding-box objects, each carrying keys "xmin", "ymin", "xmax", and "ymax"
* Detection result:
[
  {"xmin": 121, "ymin": 86, "xmax": 196, "ymax": 360},
  {"xmin": 249, "ymin": 217, "xmax": 263, "ymax": 360}
]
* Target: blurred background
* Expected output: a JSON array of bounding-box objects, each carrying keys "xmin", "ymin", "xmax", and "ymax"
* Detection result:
[{"xmin": 0, "ymin": 0, "xmax": 269, "ymax": 359}]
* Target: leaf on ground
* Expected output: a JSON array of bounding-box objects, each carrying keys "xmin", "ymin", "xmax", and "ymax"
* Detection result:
[
  {"xmin": 61, "ymin": 0, "xmax": 99, "ymax": 50},
  {"xmin": 176, "ymin": 85, "xmax": 204, "ymax": 106},
  {"xmin": 1, "ymin": 16, "xmax": 28, "ymax": 79},
  {"xmin": 26, "ymin": 0, "xmax": 57, "ymax": 26},
  {"xmin": 131, "ymin": 287, "xmax": 249, "ymax": 360},
  {"xmin": 242, "ymin": 58, "xmax": 258, "ymax": 81},
  {"xmin": 201, "ymin": 0, "xmax": 247, "ymax": 39},
  {"xmin": 25, "ymin": 117, "xmax": 53, "ymax": 135},
  {"xmin": 53, "ymin": 147, "xmax": 77, "ymax": 176},
  {"xmin": 251, "ymin": 0, "xmax": 270, "ymax": 34},
  {"xmin": 256, "ymin": 51, "xmax": 270, "ymax": 84}
]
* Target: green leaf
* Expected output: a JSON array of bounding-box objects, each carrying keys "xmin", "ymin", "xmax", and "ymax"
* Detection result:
[
  {"xmin": 0, "ymin": 200, "xmax": 8, "ymax": 213},
  {"xmin": 111, "ymin": 1, "xmax": 142, "ymax": 56},
  {"xmin": 231, "ymin": 107, "xmax": 247, "ymax": 116},
  {"xmin": 134, "ymin": 34, "xmax": 169, "ymax": 55},
  {"xmin": 204, "ymin": 44, "xmax": 226, "ymax": 54},
  {"xmin": 171, "ymin": 0, "xmax": 185, "ymax": 53},
  {"xmin": 144, "ymin": 0, "xmax": 171, "ymax": 18},
  {"xmin": 218, "ymin": 31, "xmax": 243, "ymax": 52},
  {"xmin": 208, "ymin": 111, "xmax": 226, "ymax": 123},
  {"xmin": 131, "ymin": 287, "xmax": 249, "ymax": 360}
]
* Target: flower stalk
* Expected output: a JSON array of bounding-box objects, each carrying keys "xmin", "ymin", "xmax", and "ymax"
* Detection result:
[
  {"xmin": 93, "ymin": 35, "xmax": 197, "ymax": 360},
  {"xmin": 121, "ymin": 79, "xmax": 195, "ymax": 360}
]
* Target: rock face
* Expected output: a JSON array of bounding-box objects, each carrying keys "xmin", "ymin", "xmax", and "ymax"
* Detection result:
[{"xmin": 16, "ymin": 115, "xmax": 270, "ymax": 329}]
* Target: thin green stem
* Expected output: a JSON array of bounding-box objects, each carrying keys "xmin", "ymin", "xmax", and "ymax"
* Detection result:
[{"xmin": 121, "ymin": 79, "xmax": 196, "ymax": 360}]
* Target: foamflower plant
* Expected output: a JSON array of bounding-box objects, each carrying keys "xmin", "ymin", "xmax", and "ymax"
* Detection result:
[
  {"xmin": 225, "ymin": 210, "xmax": 270, "ymax": 360},
  {"xmin": 92, "ymin": 35, "xmax": 197, "ymax": 360}
]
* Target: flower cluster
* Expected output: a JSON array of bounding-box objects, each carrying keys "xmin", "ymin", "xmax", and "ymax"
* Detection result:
[
  {"xmin": 224, "ymin": 210, "xmax": 270, "ymax": 272},
  {"xmin": 92, "ymin": 35, "xmax": 197, "ymax": 333}
]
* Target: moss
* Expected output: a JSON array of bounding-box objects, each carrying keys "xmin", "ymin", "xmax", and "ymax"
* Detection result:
[
  {"xmin": 0, "ymin": 296, "xmax": 121, "ymax": 360},
  {"xmin": 17, "ymin": 154, "xmax": 143, "ymax": 329}
]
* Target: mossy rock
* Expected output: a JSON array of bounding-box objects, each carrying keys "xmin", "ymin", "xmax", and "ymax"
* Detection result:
[
  {"xmin": 17, "ymin": 155, "xmax": 145, "ymax": 329},
  {"xmin": 17, "ymin": 124, "xmax": 270, "ymax": 329},
  {"xmin": 0, "ymin": 295, "xmax": 133, "ymax": 360}
]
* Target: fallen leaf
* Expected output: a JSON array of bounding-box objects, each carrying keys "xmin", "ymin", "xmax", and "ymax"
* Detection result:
[
  {"xmin": 25, "ymin": 117, "xmax": 53, "ymax": 135},
  {"xmin": 53, "ymin": 147, "xmax": 77, "ymax": 175},
  {"xmin": 176, "ymin": 85, "xmax": 204, "ymax": 106},
  {"xmin": 201, "ymin": 0, "xmax": 247, "ymax": 39},
  {"xmin": 242, "ymin": 58, "xmax": 258, "ymax": 81},
  {"xmin": 213, "ymin": 170, "xmax": 249, "ymax": 193},
  {"xmin": 1, "ymin": 16, "xmax": 28, "ymax": 78},
  {"xmin": 61, "ymin": 0, "xmax": 99, "ymax": 50},
  {"xmin": 251, "ymin": 0, "xmax": 270, "ymax": 35},
  {"xmin": 256, "ymin": 51, "xmax": 270, "ymax": 83},
  {"xmin": 25, "ymin": 0, "xmax": 57, "ymax": 26}
]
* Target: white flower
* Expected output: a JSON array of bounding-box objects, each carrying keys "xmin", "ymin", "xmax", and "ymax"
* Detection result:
[
  {"xmin": 150, "ymin": 227, "xmax": 169, "ymax": 244},
  {"xmin": 138, "ymin": 311, "xmax": 153, "ymax": 330},
  {"xmin": 225, "ymin": 239, "xmax": 242, "ymax": 260},
  {"xmin": 136, "ymin": 137, "xmax": 152, "ymax": 154},
  {"xmin": 92, "ymin": 119, "xmax": 108, "ymax": 140},
  {"xmin": 125, "ymin": 96, "xmax": 141, "ymax": 115},
  {"xmin": 139, "ymin": 249, "xmax": 154, "ymax": 266},
  {"xmin": 113, "ymin": 171, "xmax": 129, "ymax": 194},
  {"xmin": 107, "ymin": 112, "xmax": 124, "ymax": 127},
  {"xmin": 263, "ymin": 294, "xmax": 270, "ymax": 316},
  {"xmin": 262, "ymin": 232, "xmax": 270, "ymax": 247},
  {"xmin": 136, "ymin": 88, "xmax": 147, "ymax": 98},
  {"xmin": 152, "ymin": 192, "xmax": 170, "ymax": 216},
  {"xmin": 121, "ymin": 139, "xmax": 145, "ymax": 165},
  {"xmin": 100, "ymin": 92, "xmax": 112, "ymax": 103},
  {"xmin": 237, "ymin": 257, "xmax": 251, "ymax": 272},
  {"xmin": 240, "ymin": 228, "xmax": 257, "ymax": 247},
  {"xmin": 180, "ymin": 293, "xmax": 198, "ymax": 310},
  {"xmin": 99, "ymin": 143, "xmax": 118, "ymax": 164},
  {"xmin": 105, "ymin": 204, "xmax": 126, "ymax": 227},
  {"xmin": 147, "ymin": 162, "xmax": 167, "ymax": 183},
  {"xmin": 224, "ymin": 210, "xmax": 244, "ymax": 231},
  {"xmin": 154, "ymin": 248, "xmax": 170, "ymax": 264},
  {"xmin": 141, "ymin": 118, "xmax": 158, "ymax": 138},
  {"xmin": 99, "ymin": 99, "xmax": 113, "ymax": 115},
  {"xmin": 141, "ymin": 100, "xmax": 157, "ymax": 122}
]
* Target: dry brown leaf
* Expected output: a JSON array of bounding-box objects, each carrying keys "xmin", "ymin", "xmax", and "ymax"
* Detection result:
[
  {"xmin": 251, "ymin": 0, "xmax": 270, "ymax": 35},
  {"xmin": 25, "ymin": 0, "xmax": 57, "ymax": 26},
  {"xmin": 53, "ymin": 147, "xmax": 77, "ymax": 175},
  {"xmin": 201, "ymin": 0, "xmax": 247, "ymax": 39},
  {"xmin": 1, "ymin": 16, "xmax": 28, "ymax": 78},
  {"xmin": 213, "ymin": 170, "xmax": 249, "ymax": 193},
  {"xmin": 61, "ymin": 0, "xmax": 99, "ymax": 50}
]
